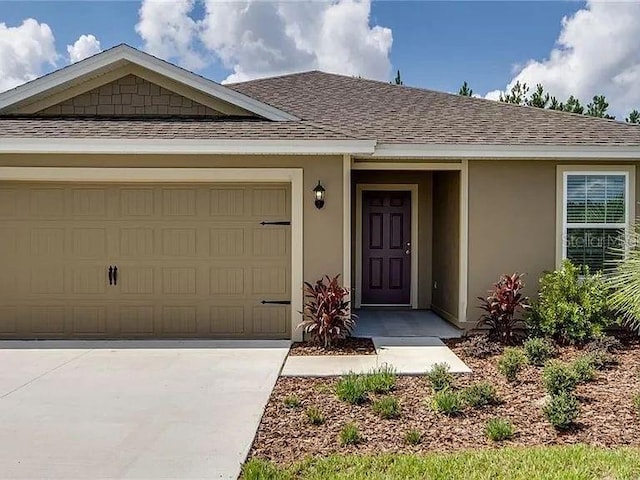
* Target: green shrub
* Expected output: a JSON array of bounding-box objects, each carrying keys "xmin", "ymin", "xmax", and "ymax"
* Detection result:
[
  {"xmin": 633, "ymin": 393, "xmax": 640, "ymax": 416},
  {"xmin": 497, "ymin": 347, "xmax": 526, "ymax": 382},
  {"xmin": 523, "ymin": 337, "xmax": 555, "ymax": 366},
  {"xmin": 542, "ymin": 361, "xmax": 579, "ymax": 396},
  {"xmin": 526, "ymin": 260, "xmax": 616, "ymax": 345},
  {"xmin": 431, "ymin": 389, "xmax": 463, "ymax": 416},
  {"xmin": 426, "ymin": 362, "xmax": 454, "ymax": 392},
  {"xmin": 404, "ymin": 428, "xmax": 423, "ymax": 445},
  {"xmin": 461, "ymin": 382, "xmax": 499, "ymax": 408},
  {"xmin": 339, "ymin": 422, "xmax": 362, "ymax": 446},
  {"xmin": 585, "ymin": 335, "xmax": 622, "ymax": 353},
  {"xmin": 543, "ymin": 392, "xmax": 580, "ymax": 430},
  {"xmin": 283, "ymin": 395, "xmax": 301, "ymax": 409},
  {"xmin": 585, "ymin": 349, "xmax": 617, "ymax": 370},
  {"xmin": 484, "ymin": 418, "xmax": 515, "ymax": 441},
  {"xmin": 364, "ymin": 364, "xmax": 397, "ymax": 394},
  {"xmin": 372, "ymin": 396, "xmax": 401, "ymax": 419},
  {"xmin": 336, "ymin": 372, "xmax": 369, "ymax": 405},
  {"xmin": 305, "ymin": 406, "xmax": 325, "ymax": 425},
  {"xmin": 571, "ymin": 355, "xmax": 597, "ymax": 383}
]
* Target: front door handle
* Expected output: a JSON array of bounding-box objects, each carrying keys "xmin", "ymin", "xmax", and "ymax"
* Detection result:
[{"xmin": 108, "ymin": 266, "xmax": 113, "ymax": 285}]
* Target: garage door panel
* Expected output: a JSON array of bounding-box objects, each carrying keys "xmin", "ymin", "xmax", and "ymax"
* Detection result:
[
  {"xmin": 0, "ymin": 182, "xmax": 291, "ymax": 339},
  {"xmin": 252, "ymin": 306, "xmax": 289, "ymax": 336},
  {"xmin": 119, "ymin": 188, "xmax": 154, "ymax": 217},
  {"xmin": 209, "ymin": 188, "xmax": 245, "ymax": 216},
  {"xmin": 71, "ymin": 188, "xmax": 107, "ymax": 217},
  {"xmin": 72, "ymin": 306, "xmax": 107, "ymax": 335}
]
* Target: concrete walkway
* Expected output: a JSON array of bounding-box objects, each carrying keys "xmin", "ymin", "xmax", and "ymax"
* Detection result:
[
  {"xmin": 280, "ymin": 337, "xmax": 470, "ymax": 377},
  {"xmin": 353, "ymin": 309, "xmax": 463, "ymax": 338},
  {"xmin": 0, "ymin": 340, "xmax": 289, "ymax": 480}
]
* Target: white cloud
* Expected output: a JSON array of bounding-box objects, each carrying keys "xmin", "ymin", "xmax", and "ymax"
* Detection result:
[
  {"xmin": 67, "ymin": 34, "xmax": 102, "ymax": 63},
  {"xmin": 0, "ymin": 18, "xmax": 57, "ymax": 92},
  {"xmin": 487, "ymin": 1, "xmax": 640, "ymax": 118},
  {"xmin": 135, "ymin": 0, "xmax": 205, "ymax": 71},
  {"xmin": 135, "ymin": 0, "xmax": 392, "ymax": 83}
]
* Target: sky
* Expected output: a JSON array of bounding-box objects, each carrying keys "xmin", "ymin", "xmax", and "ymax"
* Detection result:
[{"xmin": 1, "ymin": 0, "xmax": 640, "ymax": 119}]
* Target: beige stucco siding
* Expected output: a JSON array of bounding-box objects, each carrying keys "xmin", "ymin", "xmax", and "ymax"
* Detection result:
[
  {"xmin": 0, "ymin": 154, "xmax": 345, "ymax": 320},
  {"xmin": 467, "ymin": 159, "xmax": 640, "ymax": 327},
  {"xmin": 351, "ymin": 171, "xmax": 433, "ymax": 308},
  {"xmin": 432, "ymin": 171, "xmax": 460, "ymax": 322}
]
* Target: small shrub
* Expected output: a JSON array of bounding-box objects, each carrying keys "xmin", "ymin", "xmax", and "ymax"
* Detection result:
[
  {"xmin": 462, "ymin": 382, "xmax": 499, "ymax": 408},
  {"xmin": 461, "ymin": 335, "xmax": 503, "ymax": 359},
  {"xmin": 298, "ymin": 274, "xmax": 356, "ymax": 348},
  {"xmin": 431, "ymin": 389, "xmax": 463, "ymax": 416},
  {"xmin": 426, "ymin": 362, "xmax": 454, "ymax": 392},
  {"xmin": 571, "ymin": 355, "xmax": 596, "ymax": 383},
  {"xmin": 372, "ymin": 396, "xmax": 401, "ymax": 419},
  {"xmin": 484, "ymin": 418, "xmax": 515, "ymax": 441},
  {"xmin": 585, "ymin": 335, "xmax": 622, "ymax": 353},
  {"xmin": 497, "ymin": 347, "xmax": 526, "ymax": 383},
  {"xmin": 543, "ymin": 392, "xmax": 580, "ymax": 430},
  {"xmin": 542, "ymin": 361, "xmax": 579, "ymax": 396},
  {"xmin": 523, "ymin": 337, "xmax": 555, "ymax": 366},
  {"xmin": 305, "ymin": 406, "xmax": 325, "ymax": 425},
  {"xmin": 585, "ymin": 349, "xmax": 617, "ymax": 370},
  {"xmin": 339, "ymin": 422, "xmax": 362, "ymax": 446},
  {"xmin": 526, "ymin": 260, "xmax": 616, "ymax": 345},
  {"xmin": 632, "ymin": 393, "xmax": 640, "ymax": 415},
  {"xmin": 404, "ymin": 429, "xmax": 423, "ymax": 445},
  {"xmin": 336, "ymin": 372, "xmax": 369, "ymax": 405},
  {"xmin": 365, "ymin": 364, "xmax": 397, "ymax": 394},
  {"xmin": 283, "ymin": 395, "xmax": 301, "ymax": 409},
  {"xmin": 477, "ymin": 272, "xmax": 530, "ymax": 344}
]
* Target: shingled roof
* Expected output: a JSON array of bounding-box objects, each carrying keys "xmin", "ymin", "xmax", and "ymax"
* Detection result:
[{"xmin": 229, "ymin": 71, "xmax": 640, "ymax": 146}]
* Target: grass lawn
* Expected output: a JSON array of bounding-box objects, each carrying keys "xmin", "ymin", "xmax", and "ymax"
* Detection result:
[{"xmin": 242, "ymin": 445, "xmax": 640, "ymax": 480}]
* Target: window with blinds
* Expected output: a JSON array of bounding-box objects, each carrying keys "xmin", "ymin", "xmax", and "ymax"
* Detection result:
[{"xmin": 563, "ymin": 172, "xmax": 628, "ymax": 272}]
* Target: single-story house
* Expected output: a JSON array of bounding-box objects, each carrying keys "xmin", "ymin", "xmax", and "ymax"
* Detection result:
[{"xmin": 0, "ymin": 44, "xmax": 639, "ymax": 341}]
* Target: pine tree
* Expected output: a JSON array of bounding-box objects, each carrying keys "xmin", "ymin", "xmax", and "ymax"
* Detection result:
[
  {"xmin": 499, "ymin": 81, "xmax": 529, "ymax": 105},
  {"xmin": 563, "ymin": 96, "xmax": 584, "ymax": 114},
  {"xmin": 526, "ymin": 84, "xmax": 550, "ymax": 108},
  {"xmin": 626, "ymin": 110, "xmax": 640, "ymax": 124},
  {"xmin": 394, "ymin": 70, "xmax": 403, "ymax": 85},
  {"xmin": 586, "ymin": 95, "xmax": 615, "ymax": 119},
  {"xmin": 458, "ymin": 81, "xmax": 473, "ymax": 96}
]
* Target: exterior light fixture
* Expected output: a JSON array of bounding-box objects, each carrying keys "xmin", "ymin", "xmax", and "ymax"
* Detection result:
[{"xmin": 313, "ymin": 181, "xmax": 326, "ymax": 209}]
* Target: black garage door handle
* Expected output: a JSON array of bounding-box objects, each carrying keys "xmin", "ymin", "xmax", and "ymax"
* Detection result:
[{"xmin": 261, "ymin": 300, "xmax": 291, "ymax": 305}]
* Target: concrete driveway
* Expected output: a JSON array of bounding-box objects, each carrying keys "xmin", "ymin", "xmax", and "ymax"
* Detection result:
[{"xmin": 0, "ymin": 340, "xmax": 289, "ymax": 479}]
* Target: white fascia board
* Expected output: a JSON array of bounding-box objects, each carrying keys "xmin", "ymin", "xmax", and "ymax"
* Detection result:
[
  {"xmin": 370, "ymin": 143, "xmax": 640, "ymax": 159},
  {"xmin": 0, "ymin": 138, "xmax": 376, "ymax": 155},
  {"xmin": 0, "ymin": 45, "xmax": 298, "ymax": 122}
]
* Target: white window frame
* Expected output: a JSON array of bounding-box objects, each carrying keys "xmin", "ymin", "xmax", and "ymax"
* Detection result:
[{"xmin": 557, "ymin": 165, "xmax": 635, "ymax": 269}]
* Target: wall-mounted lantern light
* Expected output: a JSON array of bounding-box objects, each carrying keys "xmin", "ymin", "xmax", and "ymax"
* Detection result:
[{"xmin": 313, "ymin": 181, "xmax": 326, "ymax": 209}]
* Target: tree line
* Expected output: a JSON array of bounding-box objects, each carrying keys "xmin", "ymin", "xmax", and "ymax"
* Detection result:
[{"xmin": 458, "ymin": 80, "xmax": 640, "ymax": 124}]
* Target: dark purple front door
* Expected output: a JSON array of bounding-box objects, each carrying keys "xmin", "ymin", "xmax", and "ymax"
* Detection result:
[{"xmin": 362, "ymin": 190, "xmax": 411, "ymax": 305}]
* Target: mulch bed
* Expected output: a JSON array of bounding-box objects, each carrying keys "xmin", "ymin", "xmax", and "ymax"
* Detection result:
[
  {"xmin": 289, "ymin": 337, "xmax": 376, "ymax": 356},
  {"xmin": 250, "ymin": 338, "xmax": 640, "ymax": 465}
]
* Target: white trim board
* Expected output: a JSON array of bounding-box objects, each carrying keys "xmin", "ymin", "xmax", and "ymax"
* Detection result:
[
  {"xmin": 0, "ymin": 166, "xmax": 305, "ymax": 342},
  {"xmin": 459, "ymin": 160, "xmax": 469, "ymax": 325},
  {"xmin": 0, "ymin": 138, "xmax": 376, "ymax": 155},
  {"xmin": 354, "ymin": 184, "xmax": 419, "ymax": 309},
  {"xmin": 0, "ymin": 44, "xmax": 298, "ymax": 121},
  {"xmin": 352, "ymin": 162, "xmax": 462, "ymax": 171},
  {"xmin": 368, "ymin": 143, "xmax": 640, "ymax": 159}
]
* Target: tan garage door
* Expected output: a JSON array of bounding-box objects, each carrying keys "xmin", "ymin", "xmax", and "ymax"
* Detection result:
[{"xmin": 0, "ymin": 183, "xmax": 291, "ymax": 339}]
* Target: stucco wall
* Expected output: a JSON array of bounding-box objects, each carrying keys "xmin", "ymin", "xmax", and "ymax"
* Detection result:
[
  {"xmin": 36, "ymin": 75, "xmax": 223, "ymax": 117},
  {"xmin": 351, "ymin": 170, "xmax": 433, "ymax": 309},
  {"xmin": 467, "ymin": 160, "xmax": 640, "ymax": 327},
  {"xmin": 432, "ymin": 171, "xmax": 460, "ymax": 322},
  {"xmin": 0, "ymin": 154, "xmax": 345, "ymax": 301}
]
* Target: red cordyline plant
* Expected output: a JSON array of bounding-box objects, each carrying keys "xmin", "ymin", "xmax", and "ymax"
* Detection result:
[
  {"xmin": 477, "ymin": 273, "xmax": 530, "ymax": 345},
  {"xmin": 298, "ymin": 274, "xmax": 357, "ymax": 348}
]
